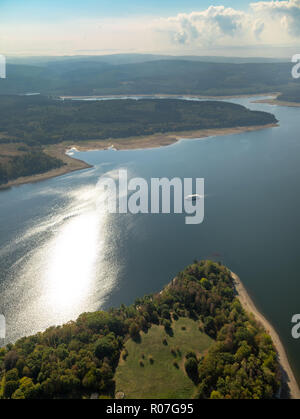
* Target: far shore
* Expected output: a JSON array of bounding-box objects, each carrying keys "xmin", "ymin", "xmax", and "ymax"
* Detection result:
[
  {"xmin": 231, "ymin": 271, "xmax": 300, "ymax": 400},
  {"xmin": 60, "ymin": 92, "xmax": 279, "ymax": 100},
  {"xmin": 253, "ymin": 94, "xmax": 300, "ymax": 108},
  {"xmin": 256, "ymin": 99, "xmax": 300, "ymax": 108},
  {"xmin": 0, "ymin": 123, "xmax": 278, "ymax": 190}
]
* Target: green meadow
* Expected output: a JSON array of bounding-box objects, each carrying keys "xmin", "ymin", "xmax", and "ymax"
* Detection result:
[{"xmin": 115, "ymin": 317, "xmax": 213, "ymax": 399}]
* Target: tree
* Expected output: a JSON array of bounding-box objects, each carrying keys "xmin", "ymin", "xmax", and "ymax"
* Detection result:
[
  {"xmin": 184, "ymin": 358, "xmax": 198, "ymax": 382},
  {"xmin": 16, "ymin": 377, "xmax": 41, "ymax": 399},
  {"xmin": 94, "ymin": 336, "xmax": 118, "ymax": 360},
  {"xmin": 129, "ymin": 322, "xmax": 140, "ymax": 340},
  {"xmin": 210, "ymin": 391, "xmax": 223, "ymax": 399},
  {"xmin": 185, "ymin": 351, "xmax": 197, "ymax": 360},
  {"xmin": 4, "ymin": 380, "xmax": 19, "ymax": 398},
  {"xmin": 161, "ymin": 309, "xmax": 171, "ymax": 320},
  {"xmin": 200, "ymin": 278, "xmax": 211, "ymax": 290},
  {"xmin": 4, "ymin": 350, "xmax": 19, "ymax": 370},
  {"xmin": 204, "ymin": 316, "xmax": 216, "ymax": 338},
  {"xmin": 162, "ymin": 319, "xmax": 171, "ymax": 332},
  {"xmin": 234, "ymin": 342, "xmax": 252, "ymax": 362}
]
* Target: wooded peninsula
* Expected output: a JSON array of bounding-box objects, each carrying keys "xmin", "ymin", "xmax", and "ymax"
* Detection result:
[
  {"xmin": 0, "ymin": 261, "xmax": 286, "ymax": 400},
  {"xmin": 0, "ymin": 95, "xmax": 277, "ymax": 186}
]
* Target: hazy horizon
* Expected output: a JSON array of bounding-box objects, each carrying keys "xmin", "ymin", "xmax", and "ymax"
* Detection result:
[{"xmin": 1, "ymin": 0, "xmax": 300, "ymax": 58}]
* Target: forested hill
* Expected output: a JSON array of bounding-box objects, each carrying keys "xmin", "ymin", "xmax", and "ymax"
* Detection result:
[
  {"xmin": 0, "ymin": 152, "xmax": 64, "ymax": 186},
  {"xmin": 0, "ymin": 59, "xmax": 294, "ymax": 96},
  {"xmin": 0, "ymin": 261, "xmax": 281, "ymax": 399},
  {"xmin": 277, "ymin": 85, "xmax": 300, "ymax": 103},
  {"xmin": 0, "ymin": 96, "xmax": 277, "ymax": 147},
  {"xmin": 0, "ymin": 95, "xmax": 277, "ymax": 185}
]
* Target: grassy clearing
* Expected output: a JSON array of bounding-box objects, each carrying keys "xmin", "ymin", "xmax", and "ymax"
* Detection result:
[{"xmin": 114, "ymin": 317, "xmax": 213, "ymax": 399}]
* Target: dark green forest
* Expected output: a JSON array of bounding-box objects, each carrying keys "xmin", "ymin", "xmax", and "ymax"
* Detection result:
[
  {"xmin": 0, "ymin": 58, "xmax": 295, "ymax": 96},
  {"xmin": 0, "ymin": 152, "xmax": 64, "ymax": 185},
  {"xmin": 0, "ymin": 95, "xmax": 277, "ymax": 184},
  {"xmin": 0, "ymin": 56, "xmax": 286, "ymax": 185},
  {"xmin": 277, "ymin": 85, "xmax": 300, "ymax": 103},
  {"xmin": 0, "ymin": 95, "xmax": 277, "ymax": 146},
  {"xmin": 0, "ymin": 261, "xmax": 281, "ymax": 399}
]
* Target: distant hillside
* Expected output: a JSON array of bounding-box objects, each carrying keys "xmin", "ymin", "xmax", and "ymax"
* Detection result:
[
  {"xmin": 0, "ymin": 261, "xmax": 281, "ymax": 399},
  {"xmin": 6, "ymin": 53, "xmax": 287, "ymax": 67},
  {"xmin": 0, "ymin": 58, "xmax": 294, "ymax": 96},
  {"xmin": 277, "ymin": 85, "xmax": 300, "ymax": 103}
]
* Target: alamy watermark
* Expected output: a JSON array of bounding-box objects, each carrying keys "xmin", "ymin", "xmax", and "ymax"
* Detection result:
[
  {"xmin": 0, "ymin": 314, "xmax": 5, "ymax": 340},
  {"xmin": 292, "ymin": 54, "xmax": 300, "ymax": 79},
  {"xmin": 291, "ymin": 314, "xmax": 300, "ymax": 339},
  {"xmin": 96, "ymin": 170, "xmax": 205, "ymax": 225},
  {"xmin": 0, "ymin": 55, "xmax": 6, "ymax": 79}
]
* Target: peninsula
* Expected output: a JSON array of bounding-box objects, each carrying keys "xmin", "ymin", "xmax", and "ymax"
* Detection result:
[
  {"xmin": 0, "ymin": 95, "xmax": 278, "ymax": 189},
  {"xmin": 1, "ymin": 261, "xmax": 298, "ymax": 400}
]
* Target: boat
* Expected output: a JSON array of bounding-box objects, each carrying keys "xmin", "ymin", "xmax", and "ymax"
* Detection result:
[{"xmin": 185, "ymin": 194, "xmax": 202, "ymax": 201}]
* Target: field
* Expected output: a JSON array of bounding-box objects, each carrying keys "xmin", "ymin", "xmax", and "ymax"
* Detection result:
[{"xmin": 114, "ymin": 317, "xmax": 213, "ymax": 399}]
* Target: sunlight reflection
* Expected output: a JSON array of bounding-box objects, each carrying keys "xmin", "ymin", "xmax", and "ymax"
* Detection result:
[
  {"xmin": 44, "ymin": 210, "xmax": 103, "ymax": 311},
  {"xmin": 39, "ymin": 184, "xmax": 114, "ymax": 319},
  {"xmin": 2, "ymin": 183, "xmax": 119, "ymax": 342}
]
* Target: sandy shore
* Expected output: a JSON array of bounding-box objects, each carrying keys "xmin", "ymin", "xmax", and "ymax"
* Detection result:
[
  {"xmin": 61, "ymin": 123, "xmax": 278, "ymax": 152},
  {"xmin": 231, "ymin": 271, "xmax": 300, "ymax": 400},
  {"xmin": 256, "ymin": 99, "xmax": 300, "ymax": 108},
  {"xmin": 0, "ymin": 152, "xmax": 91, "ymax": 191},
  {"xmin": 0, "ymin": 123, "xmax": 278, "ymax": 191},
  {"xmin": 61, "ymin": 92, "xmax": 279, "ymax": 100},
  {"xmin": 253, "ymin": 94, "xmax": 300, "ymax": 108}
]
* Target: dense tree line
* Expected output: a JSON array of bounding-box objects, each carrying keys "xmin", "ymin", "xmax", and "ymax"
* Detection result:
[
  {"xmin": 277, "ymin": 85, "xmax": 300, "ymax": 103},
  {"xmin": 0, "ymin": 261, "xmax": 281, "ymax": 399},
  {"xmin": 0, "ymin": 151, "xmax": 64, "ymax": 185},
  {"xmin": 0, "ymin": 95, "xmax": 277, "ymax": 183},
  {"xmin": 0, "ymin": 60, "xmax": 293, "ymax": 96},
  {"xmin": 0, "ymin": 95, "xmax": 277, "ymax": 147}
]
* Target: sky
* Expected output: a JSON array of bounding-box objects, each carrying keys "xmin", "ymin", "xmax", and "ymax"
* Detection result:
[{"xmin": 1, "ymin": 0, "xmax": 300, "ymax": 57}]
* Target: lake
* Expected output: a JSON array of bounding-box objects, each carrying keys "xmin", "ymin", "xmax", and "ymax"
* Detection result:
[{"xmin": 0, "ymin": 96, "xmax": 300, "ymax": 383}]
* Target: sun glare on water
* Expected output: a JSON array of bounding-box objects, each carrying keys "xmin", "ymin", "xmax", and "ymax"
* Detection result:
[
  {"xmin": 39, "ymin": 185, "xmax": 113, "ymax": 320},
  {"xmin": 3, "ymin": 184, "xmax": 119, "ymax": 342},
  {"xmin": 44, "ymin": 211, "xmax": 101, "ymax": 312}
]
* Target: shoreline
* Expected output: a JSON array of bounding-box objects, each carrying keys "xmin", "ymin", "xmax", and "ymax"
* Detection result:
[
  {"xmin": 0, "ymin": 152, "xmax": 92, "ymax": 191},
  {"xmin": 253, "ymin": 94, "xmax": 300, "ymax": 108},
  {"xmin": 61, "ymin": 92, "xmax": 279, "ymax": 100},
  {"xmin": 64, "ymin": 123, "xmax": 278, "ymax": 152},
  {"xmin": 255, "ymin": 98, "xmax": 300, "ymax": 108},
  {"xmin": 231, "ymin": 271, "xmax": 300, "ymax": 400},
  {"xmin": 0, "ymin": 123, "xmax": 278, "ymax": 190}
]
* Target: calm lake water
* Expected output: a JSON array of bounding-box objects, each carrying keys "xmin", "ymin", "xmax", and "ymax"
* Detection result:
[{"xmin": 0, "ymin": 96, "xmax": 300, "ymax": 383}]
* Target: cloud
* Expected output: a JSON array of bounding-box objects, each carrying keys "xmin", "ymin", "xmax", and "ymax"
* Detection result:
[
  {"xmin": 157, "ymin": 6, "xmax": 247, "ymax": 47},
  {"xmin": 252, "ymin": 19, "xmax": 265, "ymax": 40},
  {"xmin": 2, "ymin": 1, "xmax": 300, "ymax": 56},
  {"xmin": 154, "ymin": 1, "xmax": 300, "ymax": 49},
  {"xmin": 251, "ymin": 0, "xmax": 300, "ymax": 37}
]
